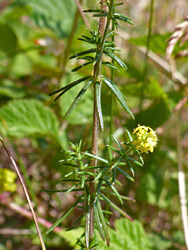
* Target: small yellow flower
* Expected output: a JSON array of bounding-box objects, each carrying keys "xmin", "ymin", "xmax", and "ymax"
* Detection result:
[
  {"xmin": 0, "ymin": 168, "xmax": 17, "ymax": 193},
  {"xmin": 132, "ymin": 125, "xmax": 158, "ymax": 153}
]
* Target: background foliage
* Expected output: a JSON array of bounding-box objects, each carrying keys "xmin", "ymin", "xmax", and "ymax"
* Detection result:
[{"xmin": 0, "ymin": 0, "xmax": 188, "ymax": 249}]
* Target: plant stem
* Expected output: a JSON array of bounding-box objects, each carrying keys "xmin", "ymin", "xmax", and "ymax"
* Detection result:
[
  {"xmin": 89, "ymin": 0, "xmax": 114, "ymax": 246},
  {"xmin": 0, "ymin": 138, "xmax": 47, "ymax": 250},
  {"xmin": 176, "ymin": 111, "xmax": 188, "ymax": 249},
  {"xmin": 139, "ymin": 0, "xmax": 154, "ymax": 113}
]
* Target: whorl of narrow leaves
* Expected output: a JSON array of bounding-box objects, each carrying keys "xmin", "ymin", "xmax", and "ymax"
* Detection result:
[
  {"xmin": 49, "ymin": 3, "xmax": 134, "ymax": 125},
  {"xmin": 166, "ymin": 16, "xmax": 188, "ymax": 59}
]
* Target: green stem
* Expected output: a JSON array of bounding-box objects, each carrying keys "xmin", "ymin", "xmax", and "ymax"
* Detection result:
[{"xmin": 139, "ymin": 0, "xmax": 154, "ymax": 112}]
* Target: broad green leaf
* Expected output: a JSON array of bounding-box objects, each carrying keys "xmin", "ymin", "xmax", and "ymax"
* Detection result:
[
  {"xmin": 17, "ymin": 0, "xmax": 76, "ymax": 38},
  {"xmin": 0, "ymin": 23, "xmax": 18, "ymax": 53},
  {"xmin": 126, "ymin": 99, "xmax": 170, "ymax": 130},
  {"xmin": 102, "ymin": 76, "xmax": 134, "ymax": 119},
  {"xmin": 99, "ymin": 218, "xmax": 152, "ymax": 250},
  {"xmin": 0, "ymin": 99, "xmax": 59, "ymax": 138}
]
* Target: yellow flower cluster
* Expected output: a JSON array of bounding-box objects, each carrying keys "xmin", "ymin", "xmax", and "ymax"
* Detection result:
[
  {"xmin": 132, "ymin": 125, "xmax": 158, "ymax": 153},
  {"xmin": 0, "ymin": 168, "xmax": 17, "ymax": 193}
]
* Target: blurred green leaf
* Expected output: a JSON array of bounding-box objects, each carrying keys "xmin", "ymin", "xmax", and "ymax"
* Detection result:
[
  {"xmin": 0, "ymin": 23, "xmax": 18, "ymax": 53},
  {"xmin": 99, "ymin": 218, "xmax": 152, "ymax": 250},
  {"xmin": 0, "ymin": 99, "xmax": 59, "ymax": 138},
  {"xmin": 149, "ymin": 233, "xmax": 173, "ymax": 250},
  {"xmin": 13, "ymin": 0, "xmax": 76, "ymax": 38},
  {"xmin": 0, "ymin": 80, "xmax": 26, "ymax": 98}
]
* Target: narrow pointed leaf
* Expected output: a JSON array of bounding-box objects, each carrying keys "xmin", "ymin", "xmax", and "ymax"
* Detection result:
[
  {"xmin": 116, "ymin": 167, "xmax": 134, "ymax": 182},
  {"xmin": 93, "ymin": 13, "xmax": 108, "ymax": 17},
  {"xmin": 64, "ymin": 80, "xmax": 93, "ymax": 119},
  {"xmin": 50, "ymin": 76, "xmax": 91, "ymax": 100},
  {"xmin": 103, "ymin": 50, "xmax": 127, "ymax": 70},
  {"xmin": 105, "ymin": 180, "xmax": 123, "ymax": 205},
  {"xmin": 112, "ymin": 169, "xmax": 116, "ymax": 184},
  {"xmin": 100, "ymin": 193, "xmax": 132, "ymax": 221},
  {"xmin": 113, "ymin": 13, "xmax": 133, "ymax": 25},
  {"xmin": 72, "ymin": 62, "xmax": 92, "ymax": 72},
  {"xmin": 112, "ymin": 136, "xmax": 123, "ymax": 152},
  {"xmin": 94, "ymin": 202, "xmax": 105, "ymax": 241},
  {"xmin": 125, "ymin": 128, "xmax": 133, "ymax": 142},
  {"xmin": 45, "ymin": 196, "xmax": 83, "ymax": 235},
  {"xmin": 94, "ymin": 166, "xmax": 110, "ymax": 181},
  {"xmin": 66, "ymin": 183, "xmax": 79, "ymax": 194},
  {"xmin": 96, "ymin": 81, "xmax": 104, "ymax": 131},
  {"xmin": 83, "ymin": 9, "xmax": 107, "ymax": 14},
  {"xmin": 102, "ymin": 76, "xmax": 134, "ymax": 119},
  {"xmin": 85, "ymin": 187, "xmax": 90, "ymax": 249},
  {"xmin": 125, "ymin": 158, "xmax": 134, "ymax": 177},
  {"xmin": 127, "ymin": 156, "xmax": 143, "ymax": 167},
  {"xmin": 70, "ymin": 48, "xmax": 97, "ymax": 59},
  {"xmin": 96, "ymin": 200, "xmax": 110, "ymax": 246},
  {"xmin": 102, "ymin": 62, "xmax": 119, "ymax": 71},
  {"xmin": 106, "ymin": 31, "xmax": 118, "ymax": 38},
  {"xmin": 84, "ymin": 152, "xmax": 109, "ymax": 164}
]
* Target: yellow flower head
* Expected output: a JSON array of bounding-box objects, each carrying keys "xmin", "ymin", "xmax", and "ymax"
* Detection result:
[
  {"xmin": 132, "ymin": 125, "xmax": 158, "ymax": 153},
  {"xmin": 0, "ymin": 168, "xmax": 17, "ymax": 193}
]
